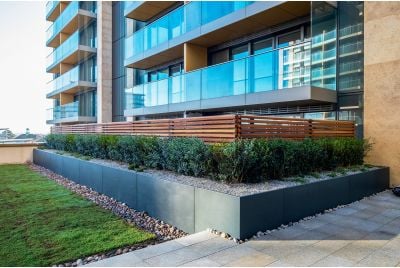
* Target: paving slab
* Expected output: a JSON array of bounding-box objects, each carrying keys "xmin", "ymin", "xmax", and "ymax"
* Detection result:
[{"xmin": 84, "ymin": 191, "xmax": 400, "ymax": 267}]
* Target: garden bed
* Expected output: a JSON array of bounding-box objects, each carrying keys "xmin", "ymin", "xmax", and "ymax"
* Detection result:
[
  {"xmin": 47, "ymin": 148, "xmax": 378, "ymax": 196},
  {"xmin": 33, "ymin": 149, "xmax": 389, "ymax": 240}
]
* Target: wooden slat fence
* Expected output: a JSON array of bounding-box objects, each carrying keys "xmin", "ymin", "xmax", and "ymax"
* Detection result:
[{"xmin": 51, "ymin": 114, "xmax": 355, "ymax": 142}]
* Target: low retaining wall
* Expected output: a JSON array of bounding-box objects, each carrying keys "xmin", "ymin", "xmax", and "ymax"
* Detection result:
[
  {"xmin": 0, "ymin": 143, "xmax": 40, "ymax": 164},
  {"xmin": 33, "ymin": 149, "xmax": 390, "ymax": 239}
]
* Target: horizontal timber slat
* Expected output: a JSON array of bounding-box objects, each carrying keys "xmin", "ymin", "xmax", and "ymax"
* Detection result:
[{"xmin": 51, "ymin": 114, "xmax": 355, "ymax": 142}]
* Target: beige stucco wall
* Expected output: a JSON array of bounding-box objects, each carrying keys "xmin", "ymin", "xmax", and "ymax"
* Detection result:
[
  {"xmin": 364, "ymin": 2, "xmax": 400, "ymax": 187},
  {"xmin": 0, "ymin": 144, "xmax": 38, "ymax": 164}
]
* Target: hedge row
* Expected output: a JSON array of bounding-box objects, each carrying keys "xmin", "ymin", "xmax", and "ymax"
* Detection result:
[{"xmin": 45, "ymin": 134, "xmax": 370, "ymax": 183}]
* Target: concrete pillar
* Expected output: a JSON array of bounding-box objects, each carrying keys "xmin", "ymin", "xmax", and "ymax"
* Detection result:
[
  {"xmin": 184, "ymin": 43, "xmax": 207, "ymax": 72},
  {"xmin": 364, "ymin": 2, "xmax": 400, "ymax": 186},
  {"xmin": 97, "ymin": 1, "xmax": 113, "ymax": 123}
]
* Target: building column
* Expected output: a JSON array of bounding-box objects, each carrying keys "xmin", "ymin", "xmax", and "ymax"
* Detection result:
[
  {"xmin": 364, "ymin": 2, "xmax": 400, "ymax": 187},
  {"xmin": 97, "ymin": 1, "xmax": 113, "ymax": 123}
]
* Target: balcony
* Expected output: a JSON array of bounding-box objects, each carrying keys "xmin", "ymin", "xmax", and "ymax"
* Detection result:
[
  {"xmin": 46, "ymin": 65, "xmax": 97, "ymax": 98},
  {"xmin": 46, "ymin": 1, "xmax": 70, "ymax": 22},
  {"xmin": 124, "ymin": 1, "xmax": 178, "ymax": 21},
  {"xmin": 46, "ymin": 30, "xmax": 96, "ymax": 74},
  {"xmin": 46, "ymin": 1, "xmax": 96, "ymax": 48},
  {"xmin": 124, "ymin": 1, "xmax": 311, "ymax": 69},
  {"xmin": 124, "ymin": 42, "xmax": 336, "ymax": 117},
  {"xmin": 46, "ymin": 101, "xmax": 96, "ymax": 124}
]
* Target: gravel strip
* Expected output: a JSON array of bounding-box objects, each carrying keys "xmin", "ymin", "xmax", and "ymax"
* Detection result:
[
  {"xmin": 45, "ymin": 149, "xmax": 375, "ymax": 197},
  {"xmin": 29, "ymin": 164, "xmax": 187, "ymax": 267}
]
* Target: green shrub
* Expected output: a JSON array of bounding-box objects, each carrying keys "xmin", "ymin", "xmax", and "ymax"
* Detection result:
[
  {"xmin": 161, "ymin": 138, "xmax": 210, "ymax": 177},
  {"xmin": 45, "ymin": 134, "xmax": 371, "ymax": 184}
]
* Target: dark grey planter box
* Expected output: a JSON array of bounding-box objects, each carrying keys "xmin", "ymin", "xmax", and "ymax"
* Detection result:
[{"xmin": 33, "ymin": 149, "xmax": 390, "ymax": 239}]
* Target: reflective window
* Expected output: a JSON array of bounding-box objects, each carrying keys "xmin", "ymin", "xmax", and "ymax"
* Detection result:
[
  {"xmin": 210, "ymin": 49, "xmax": 229, "ymax": 65},
  {"xmin": 231, "ymin": 45, "xmax": 249, "ymax": 60},
  {"xmin": 170, "ymin": 64, "xmax": 182, "ymax": 76},
  {"xmin": 277, "ymin": 31, "xmax": 301, "ymax": 48},
  {"xmin": 158, "ymin": 68, "xmax": 169, "ymax": 80},
  {"xmin": 253, "ymin": 38, "xmax": 273, "ymax": 55},
  {"xmin": 148, "ymin": 71, "xmax": 158, "ymax": 82}
]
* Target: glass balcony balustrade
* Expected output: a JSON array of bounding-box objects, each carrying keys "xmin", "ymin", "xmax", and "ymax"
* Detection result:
[
  {"xmin": 312, "ymin": 29, "xmax": 336, "ymax": 46},
  {"xmin": 46, "ymin": 65, "xmax": 95, "ymax": 95},
  {"xmin": 339, "ymin": 23, "xmax": 363, "ymax": 38},
  {"xmin": 339, "ymin": 41, "xmax": 363, "ymax": 55},
  {"xmin": 125, "ymin": 42, "xmax": 331, "ymax": 110},
  {"xmin": 125, "ymin": 1, "xmax": 253, "ymax": 59},
  {"xmin": 46, "ymin": 1, "xmax": 96, "ymax": 44},
  {"xmin": 47, "ymin": 101, "xmax": 79, "ymax": 121},
  {"xmin": 47, "ymin": 101, "xmax": 96, "ymax": 121},
  {"xmin": 46, "ymin": 1, "xmax": 59, "ymax": 17},
  {"xmin": 46, "ymin": 30, "xmax": 95, "ymax": 70}
]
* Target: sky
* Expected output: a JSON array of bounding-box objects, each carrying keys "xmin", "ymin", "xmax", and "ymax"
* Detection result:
[{"xmin": 0, "ymin": 1, "xmax": 52, "ymax": 134}]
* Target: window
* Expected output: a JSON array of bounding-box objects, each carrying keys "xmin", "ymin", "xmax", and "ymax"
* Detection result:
[
  {"xmin": 231, "ymin": 45, "xmax": 249, "ymax": 60},
  {"xmin": 158, "ymin": 68, "xmax": 169, "ymax": 80},
  {"xmin": 148, "ymin": 71, "xmax": 157, "ymax": 82},
  {"xmin": 253, "ymin": 38, "xmax": 273, "ymax": 55},
  {"xmin": 210, "ymin": 49, "xmax": 229, "ymax": 65},
  {"xmin": 170, "ymin": 63, "xmax": 182, "ymax": 76},
  {"xmin": 277, "ymin": 31, "xmax": 301, "ymax": 48}
]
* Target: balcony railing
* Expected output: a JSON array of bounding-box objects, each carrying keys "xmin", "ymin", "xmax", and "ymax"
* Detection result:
[
  {"xmin": 46, "ymin": 65, "xmax": 96, "ymax": 95},
  {"xmin": 125, "ymin": 42, "xmax": 336, "ymax": 109},
  {"xmin": 339, "ymin": 23, "xmax": 363, "ymax": 38},
  {"xmin": 339, "ymin": 41, "xmax": 363, "ymax": 55},
  {"xmin": 46, "ymin": 1, "xmax": 59, "ymax": 17},
  {"xmin": 46, "ymin": 1, "xmax": 96, "ymax": 44},
  {"xmin": 312, "ymin": 29, "xmax": 336, "ymax": 46},
  {"xmin": 47, "ymin": 101, "xmax": 79, "ymax": 121},
  {"xmin": 125, "ymin": 1, "xmax": 253, "ymax": 59},
  {"xmin": 46, "ymin": 30, "xmax": 95, "ymax": 70},
  {"xmin": 47, "ymin": 101, "xmax": 96, "ymax": 122}
]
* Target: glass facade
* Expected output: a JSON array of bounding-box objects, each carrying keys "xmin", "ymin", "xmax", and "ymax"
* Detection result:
[
  {"xmin": 47, "ymin": 56, "xmax": 97, "ymax": 95},
  {"xmin": 125, "ymin": 42, "xmax": 312, "ymax": 109},
  {"xmin": 311, "ymin": 2, "xmax": 337, "ymax": 90},
  {"xmin": 46, "ymin": 1, "xmax": 98, "ymax": 124},
  {"xmin": 46, "ymin": 23, "xmax": 97, "ymax": 70},
  {"xmin": 125, "ymin": 1, "xmax": 253, "ymax": 59},
  {"xmin": 46, "ymin": 1, "xmax": 96, "ymax": 43}
]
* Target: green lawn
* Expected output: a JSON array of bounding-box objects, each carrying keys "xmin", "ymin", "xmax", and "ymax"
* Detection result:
[{"xmin": 0, "ymin": 164, "xmax": 155, "ymax": 266}]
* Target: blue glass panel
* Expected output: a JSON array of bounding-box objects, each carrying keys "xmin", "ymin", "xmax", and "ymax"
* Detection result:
[{"xmin": 125, "ymin": 1, "xmax": 253, "ymax": 59}]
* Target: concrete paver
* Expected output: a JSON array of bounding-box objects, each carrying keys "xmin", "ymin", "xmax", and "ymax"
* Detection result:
[{"xmin": 85, "ymin": 190, "xmax": 400, "ymax": 267}]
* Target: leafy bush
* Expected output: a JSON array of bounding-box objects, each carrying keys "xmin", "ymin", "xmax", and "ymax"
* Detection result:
[{"xmin": 45, "ymin": 134, "xmax": 371, "ymax": 183}]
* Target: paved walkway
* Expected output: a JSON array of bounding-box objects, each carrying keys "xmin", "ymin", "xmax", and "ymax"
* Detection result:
[{"xmin": 86, "ymin": 190, "xmax": 400, "ymax": 267}]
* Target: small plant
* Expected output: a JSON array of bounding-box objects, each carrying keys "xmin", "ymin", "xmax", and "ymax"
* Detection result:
[
  {"xmin": 364, "ymin": 163, "xmax": 374, "ymax": 168},
  {"xmin": 310, "ymin": 172, "xmax": 321, "ymax": 179},
  {"xmin": 359, "ymin": 166, "xmax": 367, "ymax": 172},
  {"xmin": 335, "ymin": 167, "xmax": 347, "ymax": 175},
  {"xmin": 291, "ymin": 176, "xmax": 307, "ymax": 184},
  {"xmin": 128, "ymin": 163, "xmax": 145, "ymax": 172},
  {"xmin": 327, "ymin": 172, "xmax": 337, "ymax": 178}
]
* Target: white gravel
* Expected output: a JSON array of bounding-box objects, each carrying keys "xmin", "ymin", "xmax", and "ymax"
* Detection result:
[{"xmin": 45, "ymin": 149, "xmax": 376, "ymax": 197}]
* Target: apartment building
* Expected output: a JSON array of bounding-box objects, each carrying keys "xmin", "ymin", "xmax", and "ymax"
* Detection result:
[
  {"xmin": 45, "ymin": 1, "xmax": 400, "ymax": 185},
  {"xmin": 122, "ymin": 1, "xmax": 364, "ymax": 137}
]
